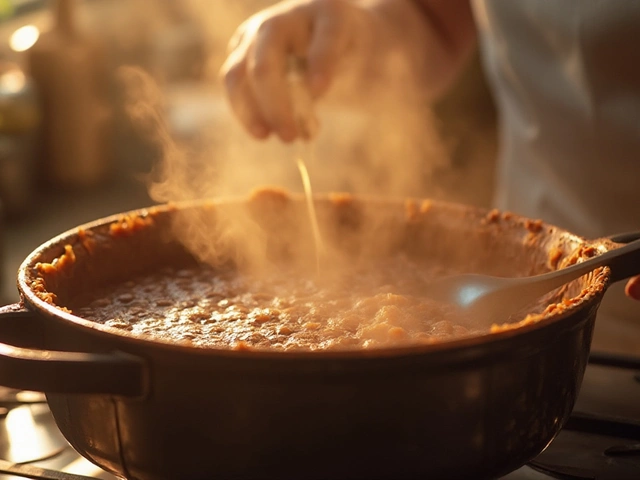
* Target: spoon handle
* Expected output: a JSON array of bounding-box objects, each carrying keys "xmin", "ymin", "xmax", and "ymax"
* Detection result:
[
  {"xmin": 604, "ymin": 231, "xmax": 640, "ymax": 283},
  {"xmin": 540, "ymin": 231, "xmax": 640, "ymax": 289},
  {"xmin": 608, "ymin": 231, "xmax": 640, "ymax": 244}
]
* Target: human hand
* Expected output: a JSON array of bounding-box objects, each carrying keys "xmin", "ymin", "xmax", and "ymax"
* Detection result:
[
  {"xmin": 219, "ymin": 0, "xmax": 381, "ymax": 142},
  {"xmin": 625, "ymin": 276, "xmax": 640, "ymax": 300}
]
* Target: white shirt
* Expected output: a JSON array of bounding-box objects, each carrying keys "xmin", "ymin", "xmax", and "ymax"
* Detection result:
[{"xmin": 472, "ymin": 0, "xmax": 640, "ymax": 352}]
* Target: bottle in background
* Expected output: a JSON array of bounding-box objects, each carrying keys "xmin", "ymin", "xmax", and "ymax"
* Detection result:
[{"xmin": 26, "ymin": 0, "xmax": 113, "ymax": 189}]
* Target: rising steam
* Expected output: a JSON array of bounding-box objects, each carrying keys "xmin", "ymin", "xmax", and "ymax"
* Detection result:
[{"xmin": 114, "ymin": 0, "xmax": 479, "ymax": 275}]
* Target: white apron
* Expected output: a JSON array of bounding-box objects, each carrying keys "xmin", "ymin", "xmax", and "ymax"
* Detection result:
[{"xmin": 471, "ymin": 0, "xmax": 640, "ymax": 354}]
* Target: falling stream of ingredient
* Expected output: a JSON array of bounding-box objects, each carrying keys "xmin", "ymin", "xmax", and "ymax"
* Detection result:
[
  {"xmin": 296, "ymin": 149, "xmax": 324, "ymax": 273},
  {"xmin": 288, "ymin": 56, "xmax": 324, "ymax": 272}
]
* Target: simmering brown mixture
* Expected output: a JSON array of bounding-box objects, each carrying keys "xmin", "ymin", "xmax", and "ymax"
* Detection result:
[{"xmin": 72, "ymin": 254, "xmax": 474, "ymax": 351}]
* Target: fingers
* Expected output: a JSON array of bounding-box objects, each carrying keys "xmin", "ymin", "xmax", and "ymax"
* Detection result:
[
  {"xmin": 220, "ymin": 18, "xmax": 272, "ymax": 139},
  {"xmin": 625, "ymin": 275, "xmax": 640, "ymax": 300},
  {"xmin": 220, "ymin": 52, "xmax": 270, "ymax": 140},
  {"xmin": 246, "ymin": 15, "xmax": 310, "ymax": 142},
  {"xmin": 220, "ymin": 0, "xmax": 358, "ymax": 142},
  {"xmin": 221, "ymin": 14, "xmax": 308, "ymax": 142}
]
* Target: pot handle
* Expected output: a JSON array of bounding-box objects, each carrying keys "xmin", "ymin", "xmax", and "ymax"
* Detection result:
[
  {"xmin": 605, "ymin": 231, "xmax": 640, "ymax": 283},
  {"xmin": 0, "ymin": 304, "xmax": 147, "ymax": 397}
]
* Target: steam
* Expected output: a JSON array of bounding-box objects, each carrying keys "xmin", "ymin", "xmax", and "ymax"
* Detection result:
[
  {"xmin": 116, "ymin": 0, "xmax": 462, "ymax": 274},
  {"xmin": 118, "ymin": 65, "xmax": 273, "ymax": 271}
]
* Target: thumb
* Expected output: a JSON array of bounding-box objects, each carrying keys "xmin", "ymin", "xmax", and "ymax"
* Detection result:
[{"xmin": 306, "ymin": 11, "xmax": 352, "ymax": 98}]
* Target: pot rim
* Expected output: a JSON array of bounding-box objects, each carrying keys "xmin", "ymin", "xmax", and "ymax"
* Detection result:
[{"xmin": 16, "ymin": 194, "xmax": 612, "ymax": 360}]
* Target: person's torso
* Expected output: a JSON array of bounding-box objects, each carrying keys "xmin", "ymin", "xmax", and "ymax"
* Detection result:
[
  {"xmin": 472, "ymin": 0, "xmax": 640, "ymax": 237},
  {"xmin": 471, "ymin": 0, "xmax": 640, "ymax": 348}
]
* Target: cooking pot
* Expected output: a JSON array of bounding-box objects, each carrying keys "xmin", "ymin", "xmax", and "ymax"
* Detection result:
[{"xmin": 0, "ymin": 191, "xmax": 638, "ymax": 480}]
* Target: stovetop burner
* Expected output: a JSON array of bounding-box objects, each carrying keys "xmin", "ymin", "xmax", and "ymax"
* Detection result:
[
  {"xmin": 0, "ymin": 352, "xmax": 639, "ymax": 480},
  {"xmin": 528, "ymin": 412, "xmax": 640, "ymax": 480}
]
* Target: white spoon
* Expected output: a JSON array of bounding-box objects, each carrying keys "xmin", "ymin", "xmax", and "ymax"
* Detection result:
[{"xmin": 424, "ymin": 232, "xmax": 640, "ymax": 325}]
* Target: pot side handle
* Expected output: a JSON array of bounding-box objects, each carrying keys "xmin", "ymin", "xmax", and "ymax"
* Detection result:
[{"xmin": 0, "ymin": 304, "xmax": 147, "ymax": 397}]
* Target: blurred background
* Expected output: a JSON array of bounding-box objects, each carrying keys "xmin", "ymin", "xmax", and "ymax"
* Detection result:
[{"xmin": 0, "ymin": 0, "xmax": 497, "ymax": 304}]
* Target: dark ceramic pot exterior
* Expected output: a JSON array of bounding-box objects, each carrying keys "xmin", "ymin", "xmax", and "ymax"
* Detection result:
[{"xmin": 0, "ymin": 193, "xmax": 633, "ymax": 480}]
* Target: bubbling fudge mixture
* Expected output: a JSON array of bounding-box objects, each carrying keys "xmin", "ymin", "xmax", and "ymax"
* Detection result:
[{"xmin": 72, "ymin": 253, "xmax": 475, "ymax": 351}]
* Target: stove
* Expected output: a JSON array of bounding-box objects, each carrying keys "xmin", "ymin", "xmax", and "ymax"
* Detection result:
[{"xmin": 0, "ymin": 352, "xmax": 638, "ymax": 480}]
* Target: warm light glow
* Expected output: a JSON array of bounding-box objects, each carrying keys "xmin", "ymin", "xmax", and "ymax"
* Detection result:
[
  {"xmin": 9, "ymin": 25, "xmax": 40, "ymax": 52},
  {"xmin": 0, "ymin": 69, "xmax": 26, "ymax": 94},
  {"xmin": 5, "ymin": 406, "xmax": 40, "ymax": 462}
]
